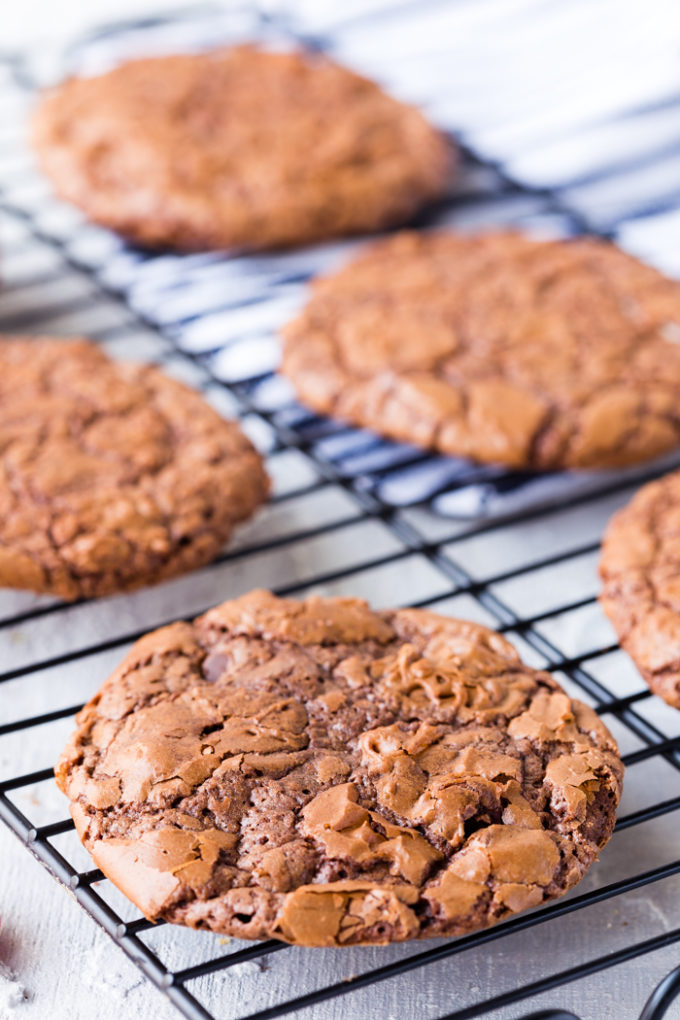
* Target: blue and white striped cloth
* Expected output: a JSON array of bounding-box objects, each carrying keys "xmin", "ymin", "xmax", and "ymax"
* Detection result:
[{"xmin": 4, "ymin": 0, "xmax": 680, "ymax": 518}]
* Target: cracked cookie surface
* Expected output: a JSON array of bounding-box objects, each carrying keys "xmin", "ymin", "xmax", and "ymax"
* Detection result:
[
  {"xmin": 600, "ymin": 469, "xmax": 680, "ymax": 708},
  {"xmin": 282, "ymin": 230, "xmax": 680, "ymax": 470},
  {"xmin": 57, "ymin": 589, "xmax": 623, "ymax": 945},
  {"xmin": 0, "ymin": 338, "xmax": 268, "ymax": 600},
  {"xmin": 33, "ymin": 46, "xmax": 453, "ymax": 252}
]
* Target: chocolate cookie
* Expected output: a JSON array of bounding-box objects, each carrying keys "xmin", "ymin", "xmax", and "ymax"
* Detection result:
[
  {"xmin": 57, "ymin": 590, "xmax": 623, "ymax": 946},
  {"xmin": 0, "ymin": 338, "xmax": 268, "ymax": 600},
  {"xmin": 33, "ymin": 46, "xmax": 453, "ymax": 252},
  {"xmin": 600, "ymin": 469, "xmax": 680, "ymax": 708},
  {"xmin": 282, "ymin": 231, "xmax": 680, "ymax": 470}
]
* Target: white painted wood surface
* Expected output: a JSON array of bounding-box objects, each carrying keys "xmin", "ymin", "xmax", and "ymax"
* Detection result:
[
  {"xmin": 1, "ymin": 358, "xmax": 679, "ymax": 1018},
  {"xmin": 3, "ymin": 813, "xmax": 680, "ymax": 1020},
  {"xmin": 1, "ymin": 826, "xmax": 177, "ymax": 1019},
  {"xmin": 1, "ymin": 3, "xmax": 680, "ymax": 1018}
]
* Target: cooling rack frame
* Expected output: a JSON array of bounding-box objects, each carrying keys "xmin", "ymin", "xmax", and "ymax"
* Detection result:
[{"xmin": 0, "ymin": 6, "xmax": 679, "ymax": 1018}]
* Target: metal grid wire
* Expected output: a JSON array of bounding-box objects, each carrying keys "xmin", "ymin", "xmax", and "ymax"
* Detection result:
[{"xmin": 1, "ymin": 4, "xmax": 680, "ymax": 1019}]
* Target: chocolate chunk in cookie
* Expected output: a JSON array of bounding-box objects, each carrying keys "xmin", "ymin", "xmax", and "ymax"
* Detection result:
[
  {"xmin": 57, "ymin": 590, "xmax": 623, "ymax": 945},
  {"xmin": 282, "ymin": 231, "xmax": 680, "ymax": 470},
  {"xmin": 601, "ymin": 468, "xmax": 680, "ymax": 708},
  {"xmin": 0, "ymin": 338, "xmax": 268, "ymax": 599},
  {"xmin": 33, "ymin": 46, "xmax": 454, "ymax": 252}
]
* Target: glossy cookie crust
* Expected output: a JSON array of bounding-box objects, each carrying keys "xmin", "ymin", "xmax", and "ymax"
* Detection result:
[
  {"xmin": 601, "ymin": 468, "xmax": 680, "ymax": 708},
  {"xmin": 33, "ymin": 46, "xmax": 454, "ymax": 252},
  {"xmin": 0, "ymin": 338, "xmax": 268, "ymax": 599},
  {"xmin": 283, "ymin": 231, "xmax": 680, "ymax": 470},
  {"xmin": 57, "ymin": 590, "xmax": 623, "ymax": 946}
]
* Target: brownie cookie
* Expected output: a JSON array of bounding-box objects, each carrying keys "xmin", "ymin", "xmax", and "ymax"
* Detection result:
[
  {"xmin": 600, "ymin": 469, "xmax": 680, "ymax": 708},
  {"xmin": 282, "ymin": 231, "xmax": 680, "ymax": 470},
  {"xmin": 33, "ymin": 46, "xmax": 453, "ymax": 252},
  {"xmin": 57, "ymin": 590, "xmax": 623, "ymax": 945},
  {"xmin": 0, "ymin": 338, "xmax": 268, "ymax": 600}
]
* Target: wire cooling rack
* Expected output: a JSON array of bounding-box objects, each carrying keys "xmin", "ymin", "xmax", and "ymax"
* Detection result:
[{"xmin": 1, "ymin": 3, "xmax": 680, "ymax": 1018}]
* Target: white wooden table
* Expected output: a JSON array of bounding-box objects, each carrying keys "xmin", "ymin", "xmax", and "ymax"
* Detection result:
[{"xmin": 2, "ymin": 2, "xmax": 680, "ymax": 1018}]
